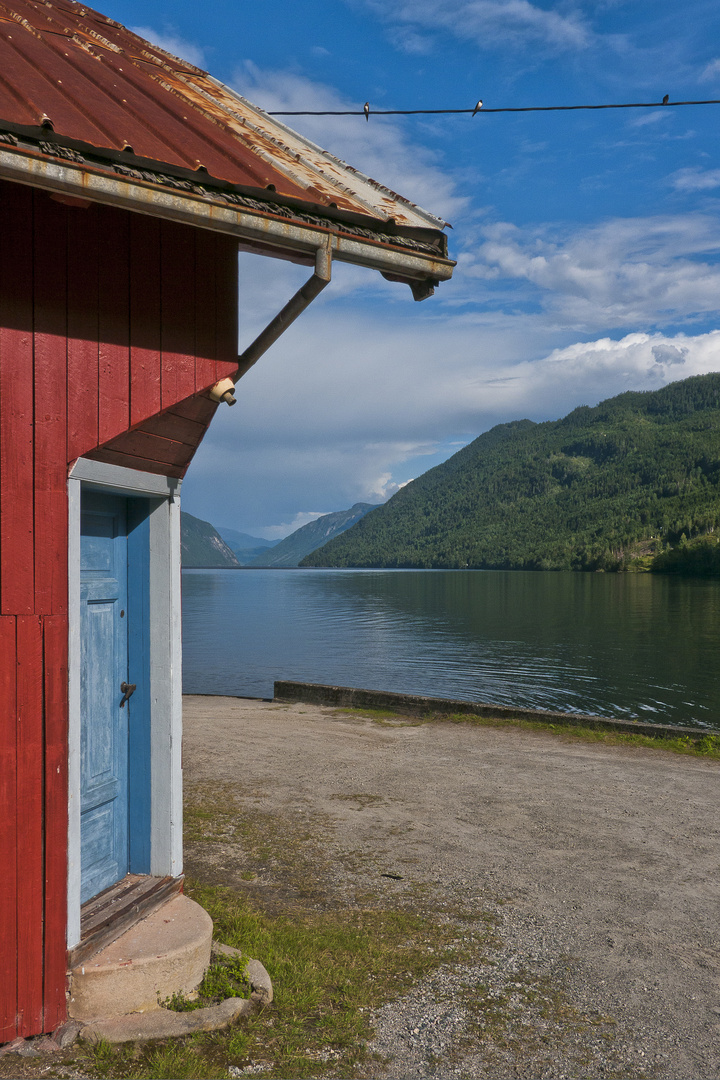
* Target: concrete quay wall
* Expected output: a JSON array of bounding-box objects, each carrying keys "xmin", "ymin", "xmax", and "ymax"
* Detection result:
[{"xmin": 273, "ymin": 680, "xmax": 717, "ymax": 739}]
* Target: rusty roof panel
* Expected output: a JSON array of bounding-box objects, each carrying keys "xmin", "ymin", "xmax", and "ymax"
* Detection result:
[{"xmin": 0, "ymin": 0, "xmax": 449, "ymax": 232}]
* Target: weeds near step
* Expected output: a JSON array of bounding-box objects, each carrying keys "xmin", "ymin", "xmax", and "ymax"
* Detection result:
[
  {"xmin": 197, "ymin": 881, "xmax": 468, "ymax": 1078},
  {"xmin": 80, "ymin": 882, "xmax": 468, "ymax": 1079},
  {"xmin": 75, "ymin": 779, "xmax": 503, "ymax": 1080},
  {"xmin": 160, "ymin": 955, "xmax": 251, "ymax": 1013}
]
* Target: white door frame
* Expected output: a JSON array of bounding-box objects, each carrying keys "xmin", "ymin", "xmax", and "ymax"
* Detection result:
[{"xmin": 67, "ymin": 458, "xmax": 183, "ymax": 949}]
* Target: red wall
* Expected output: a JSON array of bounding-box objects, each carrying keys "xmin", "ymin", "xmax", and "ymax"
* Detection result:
[{"xmin": 0, "ymin": 180, "xmax": 238, "ymax": 1041}]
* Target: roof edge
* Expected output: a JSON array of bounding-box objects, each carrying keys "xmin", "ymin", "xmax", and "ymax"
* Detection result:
[
  {"xmin": 0, "ymin": 120, "xmax": 448, "ymax": 250},
  {"xmin": 0, "ymin": 147, "xmax": 455, "ymax": 286},
  {"xmin": 200, "ymin": 75, "xmax": 451, "ymax": 233}
]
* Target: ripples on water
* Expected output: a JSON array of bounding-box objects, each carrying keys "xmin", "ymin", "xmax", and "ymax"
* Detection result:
[{"xmin": 182, "ymin": 568, "xmax": 720, "ymax": 729}]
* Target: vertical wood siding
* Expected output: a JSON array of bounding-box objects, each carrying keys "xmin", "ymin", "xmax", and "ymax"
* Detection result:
[
  {"xmin": 33, "ymin": 191, "xmax": 68, "ymax": 616},
  {"xmin": 0, "ymin": 179, "xmax": 239, "ymax": 1040},
  {"xmin": 0, "ymin": 618, "xmax": 18, "ymax": 1044},
  {"xmin": 15, "ymin": 616, "xmax": 44, "ymax": 1037},
  {"xmin": 98, "ymin": 208, "xmax": 131, "ymax": 447},
  {"xmin": 0, "ymin": 183, "xmax": 35, "ymax": 614},
  {"xmin": 42, "ymin": 615, "xmax": 70, "ymax": 1032},
  {"xmin": 129, "ymin": 215, "xmax": 162, "ymax": 426},
  {"xmin": 66, "ymin": 204, "xmax": 100, "ymax": 462},
  {"xmin": 161, "ymin": 221, "xmax": 197, "ymax": 411}
]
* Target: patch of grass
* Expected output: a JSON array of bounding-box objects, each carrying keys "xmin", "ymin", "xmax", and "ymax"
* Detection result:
[
  {"xmin": 80, "ymin": 881, "xmax": 474, "ymax": 1080},
  {"xmin": 160, "ymin": 956, "xmax": 251, "ymax": 1013},
  {"xmin": 196, "ymin": 881, "xmax": 468, "ymax": 1075},
  {"xmin": 183, "ymin": 782, "xmax": 335, "ymax": 912},
  {"xmin": 83, "ymin": 1037, "xmax": 229, "ymax": 1079},
  {"xmin": 334, "ymin": 707, "xmax": 427, "ymax": 726},
  {"xmin": 447, "ymin": 713, "xmax": 720, "ymax": 759},
  {"xmin": 198, "ymin": 955, "xmax": 252, "ymax": 1005},
  {"xmin": 337, "ymin": 706, "xmax": 720, "ymax": 759}
]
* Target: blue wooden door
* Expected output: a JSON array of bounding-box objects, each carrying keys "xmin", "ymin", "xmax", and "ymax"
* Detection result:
[{"xmin": 80, "ymin": 492, "xmax": 130, "ymax": 903}]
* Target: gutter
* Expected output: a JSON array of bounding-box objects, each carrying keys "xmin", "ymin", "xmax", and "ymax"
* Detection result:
[
  {"xmin": 0, "ymin": 145, "xmax": 454, "ymax": 411},
  {"xmin": 0, "ymin": 147, "xmax": 454, "ymax": 287}
]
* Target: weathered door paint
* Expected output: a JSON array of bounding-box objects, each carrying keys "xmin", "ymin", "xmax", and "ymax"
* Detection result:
[
  {"xmin": 126, "ymin": 499, "xmax": 152, "ymax": 875},
  {"xmin": 80, "ymin": 492, "xmax": 129, "ymax": 903}
]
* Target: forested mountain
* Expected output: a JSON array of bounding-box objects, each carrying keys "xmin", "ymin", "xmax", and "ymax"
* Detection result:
[
  {"xmin": 301, "ymin": 373, "xmax": 720, "ymax": 573},
  {"xmin": 250, "ymin": 503, "xmax": 379, "ymax": 567},
  {"xmin": 181, "ymin": 512, "xmax": 240, "ymax": 568}
]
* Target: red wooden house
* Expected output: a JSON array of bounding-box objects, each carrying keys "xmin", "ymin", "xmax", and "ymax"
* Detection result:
[{"xmin": 0, "ymin": 0, "xmax": 453, "ymax": 1042}]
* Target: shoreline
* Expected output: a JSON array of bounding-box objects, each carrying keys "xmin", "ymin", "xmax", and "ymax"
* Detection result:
[{"xmin": 274, "ymin": 680, "xmax": 719, "ymax": 739}]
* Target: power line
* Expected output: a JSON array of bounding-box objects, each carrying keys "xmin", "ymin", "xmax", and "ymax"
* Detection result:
[{"xmin": 268, "ymin": 98, "xmax": 720, "ymax": 118}]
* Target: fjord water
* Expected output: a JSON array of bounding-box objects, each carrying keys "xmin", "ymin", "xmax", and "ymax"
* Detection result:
[{"xmin": 182, "ymin": 568, "xmax": 720, "ymax": 729}]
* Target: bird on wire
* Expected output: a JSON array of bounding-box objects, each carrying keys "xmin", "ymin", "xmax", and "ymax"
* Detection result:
[{"xmin": 268, "ymin": 95, "xmax": 720, "ymax": 117}]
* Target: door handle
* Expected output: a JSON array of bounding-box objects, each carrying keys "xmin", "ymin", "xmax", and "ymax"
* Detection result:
[{"xmin": 119, "ymin": 682, "xmax": 136, "ymax": 708}]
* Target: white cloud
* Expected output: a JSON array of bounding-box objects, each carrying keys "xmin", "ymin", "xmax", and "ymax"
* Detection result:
[
  {"xmin": 369, "ymin": 473, "xmax": 393, "ymax": 500},
  {"xmin": 358, "ymin": 0, "xmax": 590, "ymax": 52},
  {"xmin": 183, "ymin": 304, "xmax": 551, "ymax": 529},
  {"xmin": 226, "ymin": 303, "xmax": 720, "ymax": 460},
  {"xmin": 363, "ymin": 470, "xmax": 422, "ymax": 498},
  {"xmin": 461, "ymin": 214, "xmax": 720, "ymax": 328},
  {"xmin": 129, "ymin": 25, "xmax": 207, "ymax": 68},
  {"xmin": 233, "ymin": 64, "xmax": 468, "ymax": 223},
  {"xmin": 385, "ymin": 26, "xmax": 434, "ymax": 54},
  {"xmin": 699, "ymin": 57, "xmax": 720, "ymax": 82},
  {"xmin": 670, "ymin": 167, "xmax": 720, "ymax": 192},
  {"xmin": 185, "ymin": 311, "xmax": 720, "ymax": 532},
  {"xmin": 627, "ymin": 109, "xmax": 669, "ymax": 128},
  {"xmin": 487, "ymin": 330, "xmax": 720, "ymax": 416}
]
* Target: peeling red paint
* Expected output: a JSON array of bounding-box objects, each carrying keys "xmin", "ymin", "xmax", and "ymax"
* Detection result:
[{"xmin": 0, "ymin": 0, "xmax": 449, "ymax": 231}]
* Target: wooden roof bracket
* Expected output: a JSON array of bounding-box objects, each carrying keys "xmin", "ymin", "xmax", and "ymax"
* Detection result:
[{"xmin": 209, "ymin": 237, "xmax": 333, "ymax": 406}]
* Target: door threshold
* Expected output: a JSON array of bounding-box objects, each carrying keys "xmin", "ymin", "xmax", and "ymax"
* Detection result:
[{"xmin": 69, "ymin": 874, "xmax": 183, "ymax": 968}]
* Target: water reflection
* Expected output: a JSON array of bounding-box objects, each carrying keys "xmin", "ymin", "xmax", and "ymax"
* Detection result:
[{"xmin": 182, "ymin": 569, "xmax": 720, "ymax": 729}]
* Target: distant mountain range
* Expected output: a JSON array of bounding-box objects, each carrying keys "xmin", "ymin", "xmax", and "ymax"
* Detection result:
[
  {"xmin": 181, "ymin": 503, "xmax": 380, "ymax": 569},
  {"xmin": 215, "ymin": 526, "xmax": 280, "ymax": 565},
  {"xmin": 302, "ymin": 373, "xmax": 720, "ymax": 574},
  {"xmin": 245, "ymin": 503, "xmax": 379, "ymax": 567}
]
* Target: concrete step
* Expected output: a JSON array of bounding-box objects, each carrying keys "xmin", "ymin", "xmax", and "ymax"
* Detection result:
[{"xmin": 68, "ymin": 894, "xmax": 213, "ymax": 1020}]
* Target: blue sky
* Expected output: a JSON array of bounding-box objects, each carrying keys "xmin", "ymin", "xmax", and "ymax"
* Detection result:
[{"xmin": 103, "ymin": 1, "xmax": 720, "ymax": 538}]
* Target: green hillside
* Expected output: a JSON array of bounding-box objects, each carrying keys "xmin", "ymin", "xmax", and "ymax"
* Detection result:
[
  {"xmin": 181, "ymin": 512, "xmax": 240, "ymax": 568},
  {"xmin": 301, "ymin": 373, "xmax": 720, "ymax": 573},
  {"xmin": 250, "ymin": 503, "xmax": 379, "ymax": 567}
]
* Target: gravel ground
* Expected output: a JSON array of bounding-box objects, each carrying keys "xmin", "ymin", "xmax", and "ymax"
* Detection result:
[{"xmin": 183, "ymin": 696, "xmax": 720, "ymax": 1080}]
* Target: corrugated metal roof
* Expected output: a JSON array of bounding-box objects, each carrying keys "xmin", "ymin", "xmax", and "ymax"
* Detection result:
[{"xmin": 0, "ymin": 0, "xmax": 449, "ymax": 232}]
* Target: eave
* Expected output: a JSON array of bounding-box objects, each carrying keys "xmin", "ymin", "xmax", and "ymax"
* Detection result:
[{"xmin": 0, "ymin": 138, "xmax": 455, "ymax": 289}]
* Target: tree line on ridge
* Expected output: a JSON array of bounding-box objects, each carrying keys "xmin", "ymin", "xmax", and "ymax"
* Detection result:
[{"xmin": 301, "ymin": 373, "xmax": 720, "ymax": 575}]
